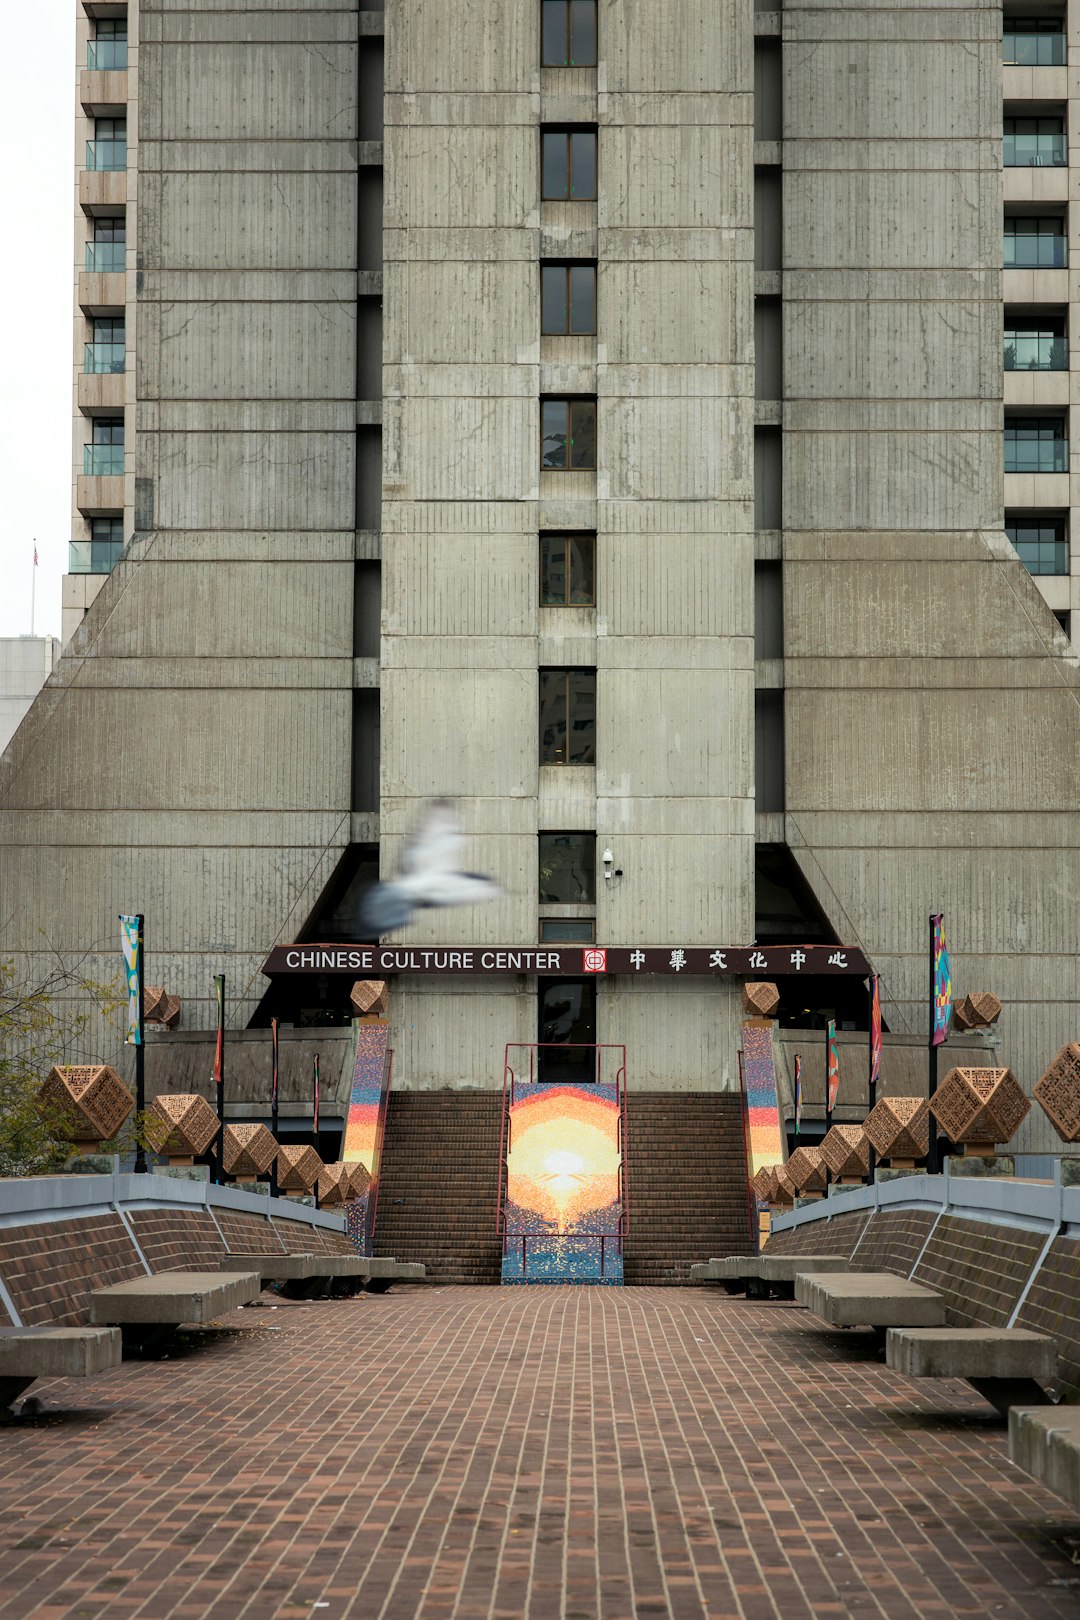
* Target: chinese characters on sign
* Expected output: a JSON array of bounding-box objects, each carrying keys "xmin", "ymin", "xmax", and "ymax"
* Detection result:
[{"xmin": 262, "ymin": 943, "xmax": 872, "ymax": 978}]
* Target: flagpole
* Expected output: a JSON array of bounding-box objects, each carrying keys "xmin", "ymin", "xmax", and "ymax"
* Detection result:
[
  {"xmin": 866, "ymin": 976, "xmax": 876, "ymax": 1183},
  {"xmin": 213, "ymin": 974, "xmax": 226, "ymax": 1183},
  {"xmin": 134, "ymin": 915, "xmax": 147, "ymax": 1173},
  {"xmin": 312, "ymin": 1052, "xmax": 320, "ymax": 1209},
  {"xmin": 927, "ymin": 915, "xmax": 939, "ymax": 1176},
  {"xmin": 30, "ymin": 541, "xmax": 36, "ymax": 636},
  {"xmin": 270, "ymin": 1017, "xmax": 279, "ymax": 1198}
]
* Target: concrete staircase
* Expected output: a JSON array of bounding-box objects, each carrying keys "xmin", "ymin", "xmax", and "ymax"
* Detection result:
[
  {"xmin": 371, "ymin": 1088, "xmax": 754, "ymax": 1286},
  {"xmin": 372, "ymin": 1091, "xmax": 504, "ymax": 1284},
  {"xmin": 623, "ymin": 1093, "xmax": 756, "ymax": 1285}
]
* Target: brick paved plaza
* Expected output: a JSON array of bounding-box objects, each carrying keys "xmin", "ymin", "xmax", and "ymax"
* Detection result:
[{"xmin": 0, "ymin": 1287, "xmax": 1078, "ymax": 1619}]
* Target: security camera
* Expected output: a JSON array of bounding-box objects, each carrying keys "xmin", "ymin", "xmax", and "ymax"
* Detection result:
[{"xmin": 602, "ymin": 848, "xmax": 614, "ymax": 882}]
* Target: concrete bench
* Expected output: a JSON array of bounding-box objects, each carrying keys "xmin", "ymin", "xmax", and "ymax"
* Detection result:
[
  {"xmin": 690, "ymin": 1255, "xmax": 850, "ymax": 1299},
  {"xmin": 89, "ymin": 1270, "xmax": 261, "ymax": 1345},
  {"xmin": 221, "ymin": 1254, "xmax": 426, "ymax": 1297},
  {"xmin": 886, "ymin": 1327, "xmax": 1057, "ymax": 1417},
  {"xmin": 1009, "ymin": 1406, "xmax": 1080, "ymax": 1510},
  {"xmin": 0, "ymin": 1326, "xmax": 122, "ymax": 1412},
  {"xmin": 795, "ymin": 1271, "xmax": 945, "ymax": 1331}
]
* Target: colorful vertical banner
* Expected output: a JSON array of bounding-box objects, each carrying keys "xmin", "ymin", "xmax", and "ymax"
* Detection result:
[
  {"xmin": 826, "ymin": 1019, "xmax": 840, "ymax": 1114},
  {"xmin": 270, "ymin": 1017, "xmax": 279, "ymax": 1109},
  {"xmin": 869, "ymin": 975, "xmax": 882, "ymax": 1089},
  {"xmin": 343, "ymin": 1021, "xmax": 393, "ymax": 1255},
  {"xmin": 742, "ymin": 1023, "xmax": 785, "ymax": 1179},
  {"xmin": 931, "ymin": 914, "xmax": 952, "ymax": 1046},
  {"xmin": 211, "ymin": 974, "xmax": 225, "ymax": 1085},
  {"xmin": 119, "ymin": 914, "xmax": 142, "ymax": 1045},
  {"xmin": 313, "ymin": 1053, "xmax": 320, "ymax": 1136},
  {"xmin": 794, "ymin": 1054, "xmax": 803, "ymax": 1137}
]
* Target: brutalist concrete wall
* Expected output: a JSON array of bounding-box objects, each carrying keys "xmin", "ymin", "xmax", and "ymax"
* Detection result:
[
  {"xmin": 0, "ymin": 2, "xmax": 361, "ymax": 1045},
  {"xmin": 380, "ymin": 0, "xmax": 755, "ymax": 1089},
  {"xmin": 781, "ymin": 0, "xmax": 1080, "ymax": 1151}
]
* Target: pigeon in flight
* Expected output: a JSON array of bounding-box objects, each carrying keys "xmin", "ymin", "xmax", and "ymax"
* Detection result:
[{"xmin": 358, "ymin": 799, "xmax": 501, "ymax": 936}]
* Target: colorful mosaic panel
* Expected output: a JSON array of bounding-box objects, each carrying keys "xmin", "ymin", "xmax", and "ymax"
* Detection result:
[
  {"xmin": 342, "ymin": 1020, "xmax": 391, "ymax": 1254},
  {"xmin": 502, "ymin": 1082, "xmax": 624, "ymax": 1285}
]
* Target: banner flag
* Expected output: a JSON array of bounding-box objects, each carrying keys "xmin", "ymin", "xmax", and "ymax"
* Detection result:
[
  {"xmin": 826, "ymin": 1019, "xmax": 840, "ymax": 1114},
  {"xmin": 211, "ymin": 974, "xmax": 225, "ymax": 1085},
  {"xmin": 313, "ymin": 1053, "xmax": 320, "ymax": 1136},
  {"xmin": 870, "ymin": 976, "xmax": 882, "ymax": 1089},
  {"xmin": 120, "ymin": 915, "xmax": 141, "ymax": 1046},
  {"xmin": 271, "ymin": 1017, "xmax": 279, "ymax": 1109},
  {"xmin": 931, "ymin": 915, "xmax": 952, "ymax": 1047},
  {"xmin": 794, "ymin": 1054, "xmax": 803, "ymax": 1136}
]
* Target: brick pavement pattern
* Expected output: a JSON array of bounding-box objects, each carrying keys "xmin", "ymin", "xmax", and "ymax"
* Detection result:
[{"xmin": 0, "ymin": 1288, "xmax": 1078, "ymax": 1619}]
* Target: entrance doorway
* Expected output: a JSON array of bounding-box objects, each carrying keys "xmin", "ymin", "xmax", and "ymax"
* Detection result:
[{"xmin": 537, "ymin": 978, "xmax": 596, "ymax": 1082}]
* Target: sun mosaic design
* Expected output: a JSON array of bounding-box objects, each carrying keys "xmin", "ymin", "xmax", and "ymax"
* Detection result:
[
  {"xmin": 342, "ymin": 1022, "xmax": 391, "ymax": 1255},
  {"xmin": 742, "ymin": 1023, "xmax": 784, "ymax": 1184},
  {"xmin": 501, "ymin": 1081, "xmax": 625, "ymax": 1285}
]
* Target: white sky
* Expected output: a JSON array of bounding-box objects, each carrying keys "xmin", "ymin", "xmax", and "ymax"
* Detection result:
[{"xmin": 0, "ymin": 5, "xmax": 76, "ymax": 641}]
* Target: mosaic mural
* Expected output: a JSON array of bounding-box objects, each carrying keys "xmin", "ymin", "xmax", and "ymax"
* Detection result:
[
  {"xmin": 501, "ymin": 1080, "xmax": 625, "ymax": 1285},
  {"xmin": 741, "ymin": 1021, "xmax": 784, "ymax": 1245},
  {"xmin": 342, "ymin": 1020, "xmax": 391, "ymax": 1254}
]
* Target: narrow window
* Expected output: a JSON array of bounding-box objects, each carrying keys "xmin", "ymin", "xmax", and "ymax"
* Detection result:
[
  {"xmin": 84, "ymin": 416, "xmax": 124, "ymax": 476},
  {"xmin": 539, "ymin": 668, "xmax": 596, "ymax": 765},
  {"xmin": 85, "ymin": 315, "xmax": 125, "ymax": 374},
  {"xmin": 755, "ymin": 690, "xmax": 785, "ymax": 812},
  {"xmin": 542, "ymin": 0, "xmax": 598, "ymax": 66},
  {"xmin": 542, "ymin": 130, "xmax": 598, "ymax": 200},
  {"xmin": 87, "ymin": 215, "xmax": 126, "ymax": 273},
  {"xmin": 539, "ymin": 833, "xmax": 596, "ymax": 904},
  {"xmin": 541, "ymin": 399, "xmax": 597, "ymax": 470},
  {"xmin": 1004, "ymin": 315, "xmax": 1067, "ymax": 371},
  {"xmin": 541, "ymin": 534, "xmax": 596, "ymax": 605},
  {"xmin": 87, "ymin": 117, "xmax": 127, "ymax": 172},
  {"xmin": 1004, "ymin": 214, "xmax": 1067, "ymax": 268},
  {"xmin": 537, "ymin": 978, "xmax": 596, "ymax": 1082},
  {"xmin": 539, "ymin": 918, "xmax": 596, "ymax": 943},
  {"xmin": 1005, "ymin": 513, "xmax": 1069, "ymax": 575},
  {"xmin": 1003, "ymin": 116, "xmax": 1066, "ymax": 168},
  {"xmin": 1003, "ymin": 16, "xmax": 1066, "ymax": 65},
  {"xmin": 1004, "ymin": 415, "xmax": 1067, "ymax": 474},
  {"xmin": 88, "ymin": 16, "xmax": 129, "ymax": 70},
  {"xmin": 541, "ymin": 263, "xmax": 597, "ymax": 334}
]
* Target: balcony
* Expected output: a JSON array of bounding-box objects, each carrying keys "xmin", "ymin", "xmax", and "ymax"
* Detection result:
[
  {"xmin": 80, "ymin": 170, "xmax": 126, "ymax": 212},
  {"xmin": 68, "ymin": 538, "xmax": 123, "ymax": 574},
  {"xmin": 85, "ymin": 138, "xmax": 126, "ymax": 172},
  {"xmin": 83, "ymin": 444, "xmax": 124, "ymax": 477},
  {"xmin": 87, "ymin": 40, "xmax": 128, "ymax": 70},
  {"xmin": 1003, "ymin": 133, "xmax": 1066, "ymax": 168},
  {"xmin": 85, "ymin": 241, "xmax": 125, "ymax": 273},
  {"xmin": 84, "ymin": 341, "xmax": 125, "ymax": 375},
  {"xmin": 1005, "ymin": 440, "xmax": 1068, "ymax": 474},
  {"xmin": 1004, "ymin": 335, "xmax": 1068, "ymax": 371},
  {"xmin": 80, "ymin": 69, "xmax": 127, "ymax": 117}
]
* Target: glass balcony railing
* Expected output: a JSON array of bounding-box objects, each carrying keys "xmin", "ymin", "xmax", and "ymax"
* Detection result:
[
  {"xmin": 85, "ymin": 139, "xmax": 126, "ymax": 172},
  {"xmin": 1004, "ymin": 233, "xmax": 1068, "ymax": 268},
  {"xmin": 1004, "ymin": 335, "xmax": 1069, "ymax": 370},
  {"xmin": 84, "ymin": 241, "xmax": 125, "ymax": 272},
  {"xmin": 83, "ymin": 444, "xmax": 124, "ymax": 476},
  {"xmin": 1005, "ymin": 439, "xmax": 1069, "ymax": 473},
  {"xmin": 1014, "ymin": 536, "xmax": 1069, "ymax": 574},
  {"xmin": 1003, "ymin": 32, "xmax": 1066, "ymax": 65},
  {"xmin": 68, "ymin": 539, "xmax": 124, "ymax": 574},
  {"xmin": 87, "ymin": 40, "xmax": 129, "ymax": 70},
  {"xmin": 84, "ymin": 342, "xmax": 125, "ymax": 374},
  {"xmin": 1004, "ymin": 132, "xmax": 1067, "ymax": 166}
]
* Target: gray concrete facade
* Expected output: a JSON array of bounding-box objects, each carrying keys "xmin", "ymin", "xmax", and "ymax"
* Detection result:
[{"xmin": 1, "ymin": 0, "xmax": 1079, "ymax": 1149}]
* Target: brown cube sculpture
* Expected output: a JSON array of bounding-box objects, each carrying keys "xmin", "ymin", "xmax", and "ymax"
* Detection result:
[
  {"xmin": 820, "ymin": 1123, "xmax": 871, "ymax": 1181},
  {"xmin": 864, "ymin": 1096, "xmax": 929, "ymax": 1165},
  {"xmin": 743, "ymin": 981, "xmax": 780, "ymax": 1018},
  {"xmin": 1035, "ymin": 1043, "xmax": 1080, "ymax": 1143},
  {"xmin": 931, "ymin": 1066, "xmax": 1030, "ymax": 1154},
  {"xmin": 786, "ymin": 1145, "xmax": 828, "ymax": 1195},
  {"xmin": 146, "ymin": 1093, "xmax": 220, "ymax": 1163},
  {"xmin": 351, "ymin": 979, "xmax": 389, "ymax": 1018},
  {"xmin": 143, "ymin": 986, "xmax": 167, "ymax": 1022},
  {"xmin": 952, "ymin": 992, "xmax": 1003, "ymax": 1032},
  {"xmin": 39, "ymin": 1064, "xmax": 134, "ymax": 1153},
  {"xmin": 277, "ymin": 1143, "xmax": 324, "ymax": 1194},
  {"xmin": 317, "ymin": 1161, "xmax": 353, "ymax": 1206},
  {"xmin": 221, "ymin": 1122, "xmax": 277, "ymax": 1181},
  {"xmin": 751, "ymin": 1165, "xmax": 777, "ymax": 1202},
  {"xmin": 771, "ymin": 1166, "xmax": 796, "ymax": 1206},
  {"xmin": 346, "ymin": 1161, "xmax": 371, "ymax": 1201}
]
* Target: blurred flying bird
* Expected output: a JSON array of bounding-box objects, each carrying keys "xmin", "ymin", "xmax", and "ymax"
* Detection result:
[{"xmin": 357, "ymin": 799, "xmax": 501, "ymax": 936}]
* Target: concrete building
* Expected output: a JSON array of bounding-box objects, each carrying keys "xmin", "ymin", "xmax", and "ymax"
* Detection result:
[
  {"xmin": 2, "ymin": 0, "xmax": 1080, "ymax": 1160},
  {"xmin": 0, "ymin": 639, "xmax": 60, "ymax": 758}
]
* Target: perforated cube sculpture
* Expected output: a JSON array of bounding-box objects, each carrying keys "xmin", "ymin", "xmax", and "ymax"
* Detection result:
[
  {"xmin": 1035, "ymin": 1043, "xmax": 1080, "ymax": 1143},
  {"xmin": 786, "ymin": 1145, "xmax": 828, "ymax": 1196},
  {"xmin": 930, "ymin": 1066, "xmax": 1030, "ymax": 1155},
  {"xmin": 350, "ymin": 979, "xmax": 389, "ymax": 1018},
  {"xmin": 39, "ymin": 1065, "xmax": 134, "ymax": 1154},
  {"xmin": 346, "ymin": 1161, "xmax": 371, "ymax": 1201},
  {"xmin": 771, "ymin": 1166, "xmax": 796, "ymax": 1206},
  {"xmin": 864, "ymin": 1096, "xmax": 929, "ymax": 1165},
  {"xmin": 751, "ymin": 1165, "xmax": 777, "ymax": 1203},
  {"xmin": 820, "ymin": 1123, "xmax": 870, "ymax": 1182},
  {"xmin": 318, "ymin": 1161, "xmax": 353, "ymax": 1206},
  {"xmin": 221, "ymin": 1123, "xmax": 277, "ymax": 1182},
  {"xmin": 952, "ymin": 992, "xmax": 1003, "ymax": 1032},
  {"xmin": 146, "ymin": 1093, "xmax": 219, "ymax": 1164},
  {"xmin": 277, "ymin": 1143, "xmax": 323, "ymax": 1194},
  {"xmin": 743, "ymin": 981, "xmax": 780, "ymax": 1018},
  {"xmin": 143, "ymin": 986, "xmax": 167, "ymax": 1021}
]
